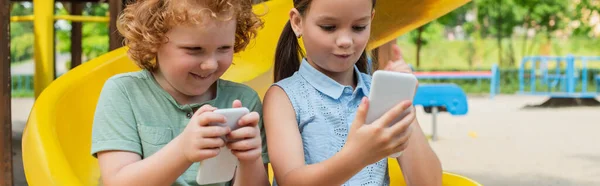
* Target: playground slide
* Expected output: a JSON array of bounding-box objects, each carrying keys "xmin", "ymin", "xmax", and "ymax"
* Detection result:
[{"xmin": 22, "ymin": 0, "xmax": 478, "ymax": 185}]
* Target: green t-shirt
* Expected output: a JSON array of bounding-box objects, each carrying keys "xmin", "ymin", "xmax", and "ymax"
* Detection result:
[{"xmin": 90, "ymin": 70, "xmax": 269, "ymax": 186}]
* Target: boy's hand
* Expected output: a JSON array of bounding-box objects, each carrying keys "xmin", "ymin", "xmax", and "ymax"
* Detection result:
[
  {"xmin": 179, "ymin": 104, "xmax": 231, "ymax": 163},
  {"xmin": 227, "ymin": 100, "xmax": 262, "ymax": 163}
]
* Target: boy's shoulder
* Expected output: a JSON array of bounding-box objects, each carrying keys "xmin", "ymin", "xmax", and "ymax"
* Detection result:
[
  {"xmin": 218, "ymin": 79, "xmax": 257, "ymax": 94},
  {"xmin": 105, "ymin": 70, "xmax": 149, "ymax": 84},
  {"xmin": 99, "ymin": 70, "xmax": 154, "ymax": 97},
  {"xmin": 217, "ymin": 79, "xmax": 261, "ymax": 102}
]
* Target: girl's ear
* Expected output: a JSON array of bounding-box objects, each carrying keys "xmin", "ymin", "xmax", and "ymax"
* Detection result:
[
  {"xmin": 289, "ymin": 8, "xmax": 303, "ymax": 37},
  {"xmin": 371, "ymin": 9, "xmax": 376, "ymax": 21}
]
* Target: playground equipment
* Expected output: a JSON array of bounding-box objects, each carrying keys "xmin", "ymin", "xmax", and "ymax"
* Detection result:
[
  {"xmin": 266, "ymin": 158, "xmax": 481, "ymax": 186},
  {"xmin": 10, "ymin": 12, "xmax": 109, "ymax": 97},
  {"xmin": 10, "ymin": 1, "xmax": 113, "ymax": 98},
  {"xmin": 518, "ymin": 55, "xmax": 600, "ymax": 98},
  {"xmin": 364, "ymin": 61, "xmax": 471, "ymax": 141},
  {"xmin": 20, "ymin": 0, "xmax": 481, "ymax": 185},
  {"xmin": 596, "ymin": 75, "xmax": 600, "ymax": 92},
  {"xmin": 414, "ymin": 84, "xmax": 468, "ymax": 141},
  {"xmin": 413, "ymin": 64, "xmax": 500, "ymax": 99},
  {"xmin": 405, "ymin": 64, "xmax": 498, "ymax": 140}
]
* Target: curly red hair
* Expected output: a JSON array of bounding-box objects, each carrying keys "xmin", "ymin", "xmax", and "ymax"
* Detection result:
[{"xmin": 117, "ymin": 0, "xmax": 263, "ymax": 70}]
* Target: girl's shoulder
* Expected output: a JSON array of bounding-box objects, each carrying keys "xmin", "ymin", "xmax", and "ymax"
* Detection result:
[{"xmin": 272, "ymin": 71, "xmax": 304, "ymax": 90}]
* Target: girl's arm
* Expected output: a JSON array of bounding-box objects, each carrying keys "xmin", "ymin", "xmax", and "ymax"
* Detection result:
[
  {"xmin": 396, "ymin": 118, "xmax": 443, "ymax": 186},
  {"xmin": 383, "ymin": 43, "xmax": 443, "ymax": 185},
  {"xmin": 263, "ymin": 86, "xmax": 367, "ymax": 186},
  {"xmin": 97, "ymin": 136, "xmax": 192, "ymax": 186}
]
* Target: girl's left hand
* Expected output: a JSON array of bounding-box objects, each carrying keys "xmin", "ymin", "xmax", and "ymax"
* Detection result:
[
  {"xmin": 226, "ymin": 100, "xmax": 263, "ymax": 163},
  {"xmin": 383, "ymin": 44, "xmax": 419, "ymax": 100},
  {"xmin": 384, "ymin": 44, "xmax": 413, "ymax": 73}
]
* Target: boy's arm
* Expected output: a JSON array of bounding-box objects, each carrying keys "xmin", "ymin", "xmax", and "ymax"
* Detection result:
[
  {"xmin": 97, "ymin": 137, "xmax": 193, "ymax": 186},
  {"xmin": 233, "ymin": 157, "xmax": 270, "ymax": 186},
  {"xmin": 92, "ymin": 79, "xmax": 192, "ymax": 185}
]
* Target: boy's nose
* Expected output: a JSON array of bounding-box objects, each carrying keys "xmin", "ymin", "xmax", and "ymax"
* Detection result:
[{"xmin": 201, "ymin": 57, "xmax": 218, "ymax": 71}]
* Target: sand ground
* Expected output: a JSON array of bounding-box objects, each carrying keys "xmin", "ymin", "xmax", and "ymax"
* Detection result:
[{"xmin": 418, "ymin": 95, "xmax": 600, "ymax": 186}]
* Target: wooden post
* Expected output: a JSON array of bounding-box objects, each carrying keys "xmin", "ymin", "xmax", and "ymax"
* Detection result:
[
  {"xmin": 70, "ymin": 2, "xmax": 83, "ymax": 69},
  {"xmin": 109, "ymin": 0, "xmax": 124, "ymax": 51},
  {"xmin": 0, "ymin": 0, "xmax": 14, "ymax": 185}
]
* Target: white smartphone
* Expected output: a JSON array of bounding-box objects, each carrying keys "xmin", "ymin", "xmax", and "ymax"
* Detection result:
[
  {"xmin": 196, "ymin": 107, "xmax": 249, "ymax": 185},
  {"xmin": 366, "ymin": 71, "xmax": 418, "ymax": 158}
]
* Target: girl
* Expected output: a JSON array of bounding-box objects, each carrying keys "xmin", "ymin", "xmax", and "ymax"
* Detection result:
[
  {"xmin": 263, "ymin": 0, "xmax": 442, "ymax": 185},
  {"xmin": 91, "ymin": 0, "xmax": 270, "ymax": 185}
]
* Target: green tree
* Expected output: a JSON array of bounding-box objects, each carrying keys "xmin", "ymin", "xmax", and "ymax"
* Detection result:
[
  {"xmin": 476, "ymin": 0, "xmax": 526, "ymax": 66},
  {"xmin": 570, "ymin": 0, "xmax": 600, "ymax": 38},
  {"xmin": 10, "ymin": 2, "xmax": 34, "ymax": 63},
  {"xmin": 515, "ymin": 0, "xmax": 569, "ymax": 58},
  {"xmin": 408, "ymin": 21, "xmax": 444, "ymax": 68},
  {"xmin": 56, "ymin": 2, "xmax": 109, "ymax": 61},
  {"xmin": 437, "ymin": 2, "xmax": 480, "ymax": 68}
]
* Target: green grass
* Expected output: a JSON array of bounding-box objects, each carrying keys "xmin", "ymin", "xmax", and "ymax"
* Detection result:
[
  {"xmin": 396, "ymin": 37, "xmax": 600, "ymax": 70},
  {"xmin": 11, "ymin": 90, "xmax": 34, "ymax": 98}
]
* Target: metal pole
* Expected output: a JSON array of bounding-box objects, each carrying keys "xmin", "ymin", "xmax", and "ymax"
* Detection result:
[
  {"xmin": 518, "ymin": 57, "xmax": 528, "ymax": 93},
  {"xmin": 33, "ymin": 0, "xmax": 56, "ymax": 98},
  {"xmin": 530, "ymin": 58, "xmax": 537, "ymax": 94},
  {"xmin": 431, "ymin": 107, "xmax": 438, "ymax": 141},
  {"xmin": 566, "ymin": 55, "xmax": 575, "ymax": 94},
  {"xmin": 581, "ymin": 58, "xmax": 588, "ymax": 93}
]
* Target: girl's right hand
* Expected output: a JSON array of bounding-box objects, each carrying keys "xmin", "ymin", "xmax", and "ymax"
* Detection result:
[
  {"xmin": 178, "ymin": 104, "xmax": 232, "ymax": 163},
  {"xmin": 344, "ymin": 97, "xmax": 415, "ymax": 165}
]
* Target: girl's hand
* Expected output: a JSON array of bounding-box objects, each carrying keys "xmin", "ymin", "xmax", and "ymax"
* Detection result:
[
  {"xmin": 343, "ymin": 97, "xmax": 415, "ymax": 166},
  {"xmin": 384, "ymin": 44, "xmax": 413, "ymax": 73},
  {"xmin": 384, "ymin": 43, "xmax": 419, "ymax": 91}
]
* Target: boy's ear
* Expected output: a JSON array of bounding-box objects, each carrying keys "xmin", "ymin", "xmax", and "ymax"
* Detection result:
[{"xmin": 289, "ymin": 8, "xmax": 303, "ymax": 37}]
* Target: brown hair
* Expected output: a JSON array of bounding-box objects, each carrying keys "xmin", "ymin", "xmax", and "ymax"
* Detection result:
[
  {"xmin": 117, "ymin": 0, "xmax": 263, "ymax": 71},
  {"xmin": 273, "ymin": 0, "xmax": 376, "ymax": 82}
]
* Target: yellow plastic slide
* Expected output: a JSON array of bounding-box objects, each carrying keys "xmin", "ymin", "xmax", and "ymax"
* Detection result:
[{"xmin": 22, "ymin": 0, "xmax": 478, "ymax": 185}]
